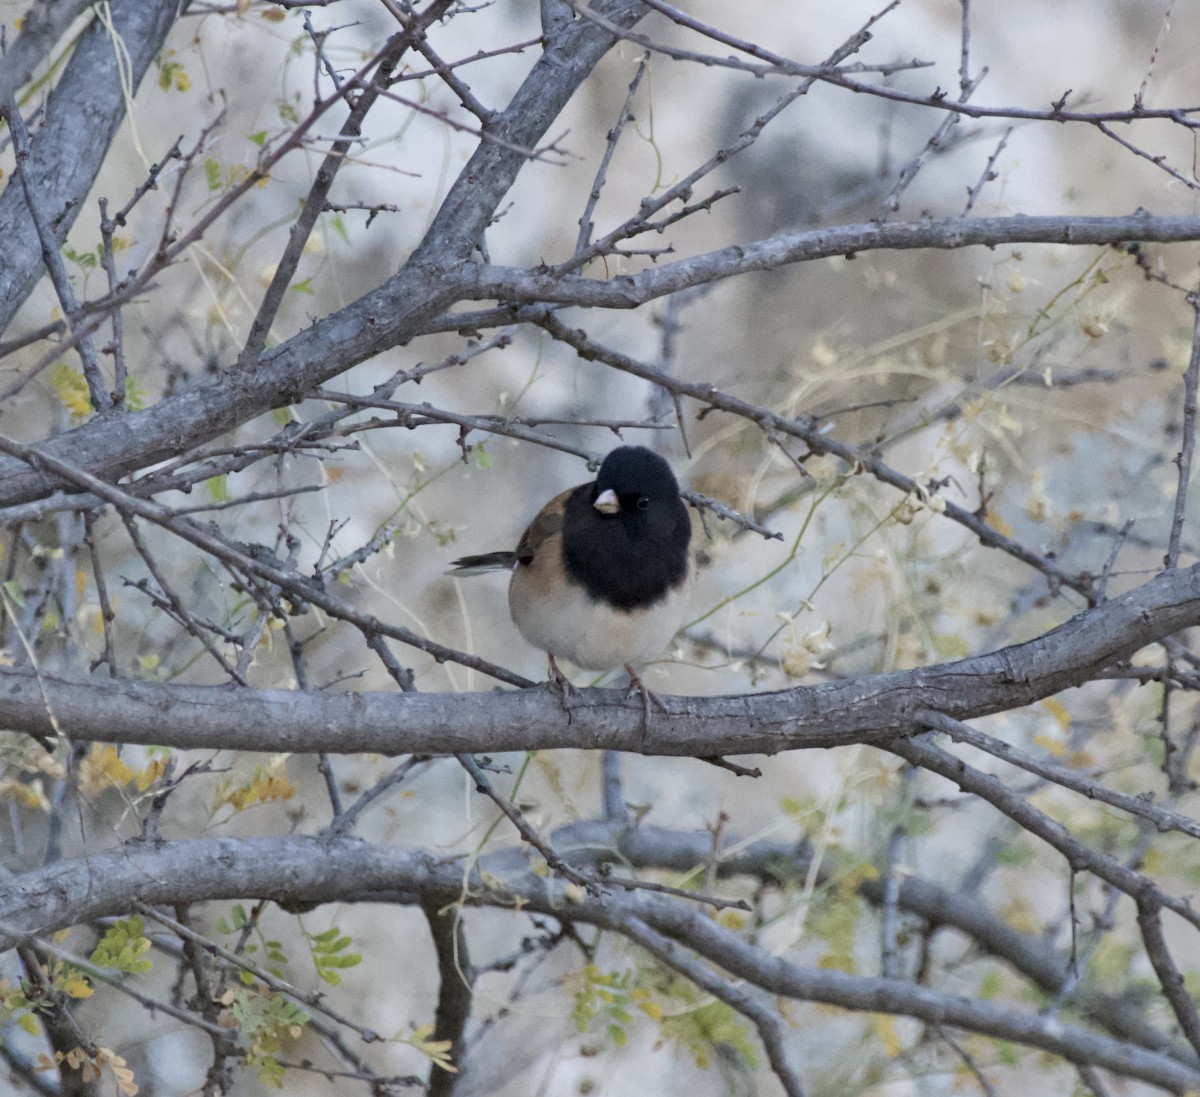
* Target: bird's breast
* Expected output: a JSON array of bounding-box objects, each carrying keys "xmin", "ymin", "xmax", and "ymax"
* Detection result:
[{"xmin": 508, "ymin": 534, "xmax": 690, "ymax": 671}]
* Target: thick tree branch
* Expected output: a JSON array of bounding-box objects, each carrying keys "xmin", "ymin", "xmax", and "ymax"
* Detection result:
[
  {"xmin": 2, "ymin": 207, "xmax": 1199, "ymax": 511},
  {"xmin": 0, "ymin": 0, "xmax": 182, "ymax": 327},
  {"xmin": 3, "ymin": 835, "xmax": 1199, "ymax": 1094},
  {"xmin": 1, "ymin": 563, "xmax": 1198, "ymax": 755},
  {"xmin": 465, "ymin": 213, "xmax": 1200, "ymax": 309},
  {"xmin": 0, "ymin": 0, "xmax": 94, "ymax": 104},
  {"xmin": 0, "ymin": 0, "xmax": 649, "ymax": 509},
  {"xmin": 420, "ymin": 896, "xmax": 471, "ymax": 1095}
]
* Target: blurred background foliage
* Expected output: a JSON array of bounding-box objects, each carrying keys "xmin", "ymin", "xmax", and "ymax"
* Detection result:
[{"xmin": 3, "ymin": 0, "xmax": 1200, "ymax": 1093}]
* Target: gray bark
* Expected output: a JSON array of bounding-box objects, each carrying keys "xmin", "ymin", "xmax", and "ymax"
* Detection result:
[
  {"xmin": 0, "ymin": 0, "xmax": 184, "ymax": 326},
  {"xmin": 0, "ymin": 562, "xmax": 1194, "ymax": 754}
]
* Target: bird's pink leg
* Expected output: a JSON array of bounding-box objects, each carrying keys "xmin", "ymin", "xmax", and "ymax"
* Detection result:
[
  {"xmin": 547, "ymin": 653, "xmax": 581, "ymax": 710},
  {"xmin": 624, "ymin": 663, "xmax": 668, "ymax": 730}
]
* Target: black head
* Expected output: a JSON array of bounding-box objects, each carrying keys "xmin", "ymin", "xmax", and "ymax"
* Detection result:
[
  {"xmin": 562, "ymin": 447, "xmax": 690, "ymax": 610},
  {"xmin": 593, "ymin": 446, "xmax": 681, "ymax": 506}
]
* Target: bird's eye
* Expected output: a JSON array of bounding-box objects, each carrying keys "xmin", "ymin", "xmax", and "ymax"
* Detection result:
[{"xmin": 636, "ymin": 496, "xmax": 649, "ymax": 511}]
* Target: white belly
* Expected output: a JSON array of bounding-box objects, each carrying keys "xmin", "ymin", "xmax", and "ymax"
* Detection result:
[{"xmin": 508, "ymin": 568, "xmax": 690, "ymax": 672}]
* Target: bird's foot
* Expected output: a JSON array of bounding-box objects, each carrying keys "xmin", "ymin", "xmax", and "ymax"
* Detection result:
[
  {"xmin": 624, "ymin": 664, "xmax": 668, "ymax": 732},
  {"xmin": 547, "ymin": 653, "xmax": 581, "ymax": 714}
]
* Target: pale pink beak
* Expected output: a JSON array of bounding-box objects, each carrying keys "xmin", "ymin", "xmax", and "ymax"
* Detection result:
[{"xmin": 593, "ymin": 488, "xmax": 619, "ymax": 515}]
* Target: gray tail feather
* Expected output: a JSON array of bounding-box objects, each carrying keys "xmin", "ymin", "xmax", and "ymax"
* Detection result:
[{"xmin": 447, "ymin": 551, "xmax": 518, "ymax": 576}]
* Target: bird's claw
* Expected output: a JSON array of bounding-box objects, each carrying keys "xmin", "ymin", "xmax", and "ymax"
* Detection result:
[
  {"xmin": 547, "ymin": 653, "xmax": 580, "ymax": 714},
  {"xmin": 624, "ymin": 663, "xmax": 667, "ymax": 733}
]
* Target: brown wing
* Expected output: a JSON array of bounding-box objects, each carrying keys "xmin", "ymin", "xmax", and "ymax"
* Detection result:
[{"xmin": 515, "ymin": 486, "xmax": 577, "ymax": 565}]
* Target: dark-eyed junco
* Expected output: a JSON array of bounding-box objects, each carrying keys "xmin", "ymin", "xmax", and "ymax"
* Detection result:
[{"xmin": 450, "ymin": 446, "xmax": 692, "ymax": 704}]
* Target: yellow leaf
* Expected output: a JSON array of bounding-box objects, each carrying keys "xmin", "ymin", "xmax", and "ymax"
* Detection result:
[
  {"xmin": 869, "ymin": 1013, "xmax": 902, "ymax": 1057},
  {"xmin": 1001, "ymin": 896, "xmax": 1042, "ymax": 934},
  {"xmin": 1032, "ymin": 734, "xmax": 1066, "ymax": 758},
  {"xmin": 836, "ymin": 862, "xmax": 878, "ymax": 896},
  {"xmin": 214, "ymin": 757, "xmax": 297, "ymax": 813},
  {"xmin": 61, "ymin": 975, "xmax": 93, "ymax": 999},
  {"xmin": 984, "ymin": 508, "xmax": 1013, "ymax": 538},
  {"xmin": 80, "ymin": 744, "xmax": 134, "ymax": 794},
  {"xmin": 48, "ymin": 364, "xmax": 94, "ymax": 418},
  {"xmin": 1041, "ymin": 698, "xmax": 1071, "ymax": 731},
  {"xmin": 135, "ymin": 758, "xmax": 168, "ymax": 793},
  {"xmin": 0, "ymin": 777, "xmax": 51, "ymax": 811}
]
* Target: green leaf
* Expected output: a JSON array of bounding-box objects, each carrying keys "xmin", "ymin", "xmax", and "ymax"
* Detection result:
[
  {"xmin": 290, "ymin": 277, "xmax": 314, "ymax": 295},
  {"xmin": 3, "ymin": 580, "xmax": 25, "ymax": 608},
  {"xmin": 90, "ymin": 916, "xmax": 153, "ymax": 974},
  {"xmin": 123, "ymin": 376, "xmax": 146, "ymax": 412},
  {"xmin": 249, "ymin": 130, "xmax": 268, "ymax": 147},
  {"xmin": 17, "ymin": 1013, "xmax": 41, "ymax": 1035},
  {"xmin": 204, "ymin": 157, "xmax": 222, "ymax": 191},
  {"xmin": 978, "ymin": 970, "xmax": 1003, "ymax": 999},
  {"xmin": 207, "ymin": 475, "xmax": 229, "ymax": 503}
]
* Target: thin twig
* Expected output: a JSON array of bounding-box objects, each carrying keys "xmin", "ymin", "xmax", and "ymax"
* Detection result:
[
  {"xmin": 934, "ymin": 1024, "xmax": 999, "ymax": 1097},
  {"xmin": 238, "ymin": 1, "xmax": 456, "ymax": 369},
  {"xmin": 535, "ymin": 311, "xmax": 1091, "ymax": 597},
  {"xmin": 575, "ymin": 52, "xmax": 648, "ymax": 255},
  {"xmin": 620, "ymin": 915, "xmax": 807, "ymax": 1097},
  {"xmin": 3, "ymin": 98, "xmax": 111, "ymax": 413},
  {"xmin": 1136, "ymin": 898, "xmax": 1200, "ymax": 1057},
  {"xmin": 0, "ymin": 431, "xmax": 533, "ymax": 688},
  {"xmin": 918, "ymin": 710, "xmax": 1200, "ymax": 842},
  {"xmin": 880, "ymin": 824, "xmax": 905, "ymax": 979},
  {"xmin": 96, "ymin": 198, "xmax": 128, "ymax": 409},
  {"xmin": 457, "ymin": 752, "xmax": 600, "ymax": 892},
  {"xmin": 894, "ymin": 732, "xmax": 1200, "ymax": 933},
  {"xmin": 81, "ymin": 511, "xmax": 116, "ymax": 676},
  {"xmin": 132, "ymin": 903, "xmax": 385, "ymax": 1044},
  {"xmin": 557, "ymin": 6, "xmax": 894, "ymax": 275},
  {"xmin": 963, "ymin": 127, "xmax": 1011, "ymax": 214},
  {"xmin": 329, "ymin": 755, "xmax": 433, "ymax": 837},
  {"xmin": 1166, "ymin": 294, "xmax": 1200, "ymax": 569},
  {"xmin": 598, "ymin": 869, "xmax": 751, "ymax": 912},
  {"xmin": 17, "ymin": 931, "xmax": 231, "ymax": 1041}
]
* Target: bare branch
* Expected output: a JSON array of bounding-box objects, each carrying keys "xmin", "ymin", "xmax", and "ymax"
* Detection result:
[
  {"xmin": 2, "ymin": 562, "xmax": 1199, "ymax": 756},
  {"xmin": 4, "ymin": 836, "xmax": 1199, "ymax": 1094}
]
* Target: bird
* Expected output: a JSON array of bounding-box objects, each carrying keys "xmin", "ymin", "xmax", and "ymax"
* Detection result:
[{"xmin": 449, "ymin": 446, "xmax": 692, "ymax": 710}]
